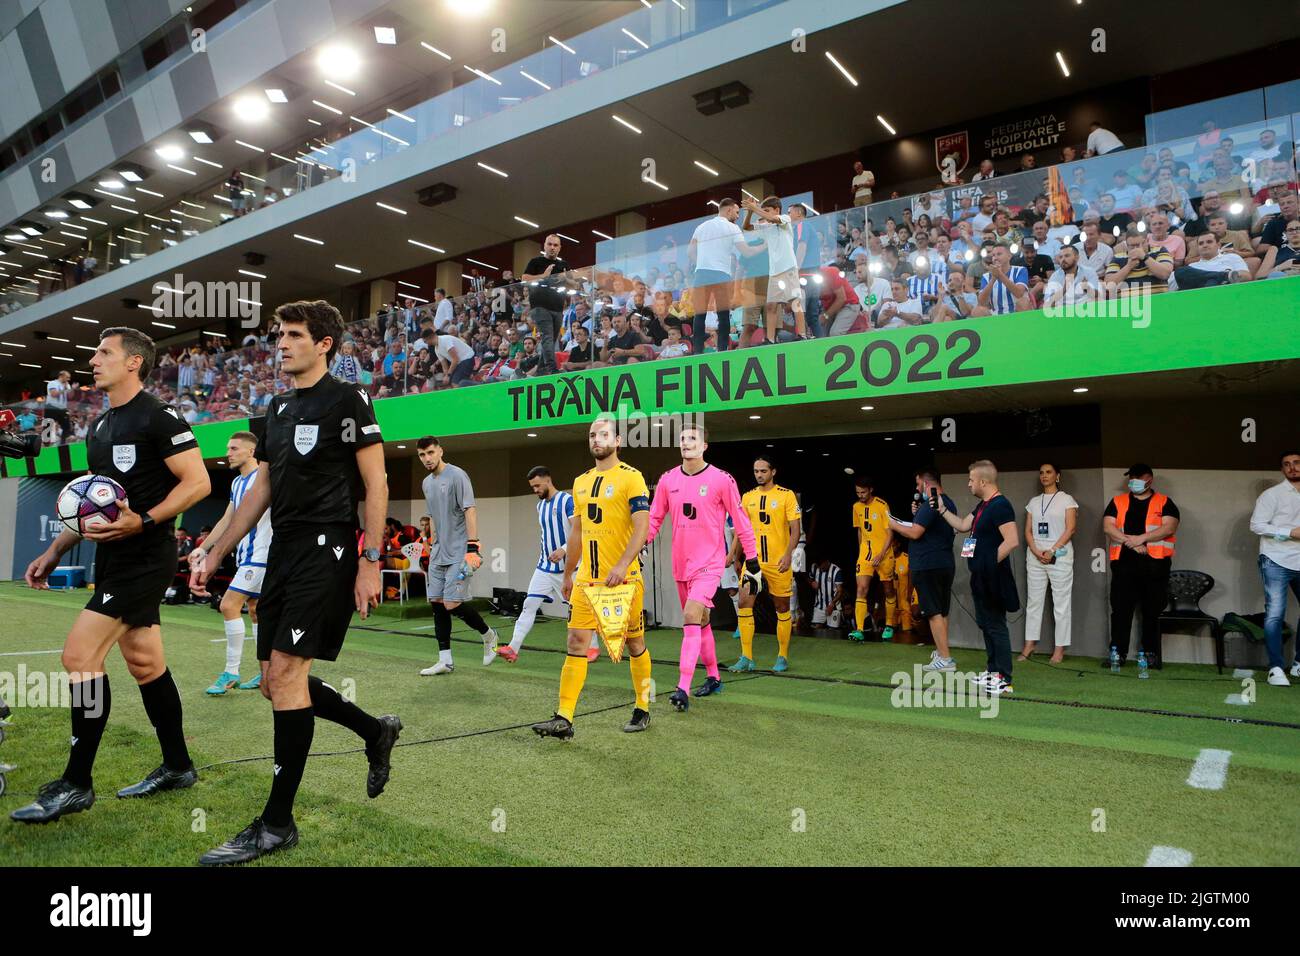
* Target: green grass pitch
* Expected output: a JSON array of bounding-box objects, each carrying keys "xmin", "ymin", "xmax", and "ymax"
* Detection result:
[{"xmin": 0, "ymin": 583, "xmax": 1297, "ymax": 866}]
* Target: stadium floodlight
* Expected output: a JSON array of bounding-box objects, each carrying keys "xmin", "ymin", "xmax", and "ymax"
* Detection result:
[
  {"xmin": 876, "ymin": 114, "xmax": 896, "ymax": 135},
  {"xmin": 1055, "ymin": 52, "xmax": 1070, "ymax": 77},
  {"xmin": 233, "ymin": 95, "xmax": 269, "ymax": 122},
  {"xmin": 421, "ymin": 42, "xmax": 452, "ymax": 60},
  {"xmin": 154, "ymin": 144, "xmax": 185, "ymax": 162},
  {"xmin": 265, "ymin": 88, "xmax": 288, "ymax": 103},
  {"xmin": 374, "ymin": 26, "xmax": 396, "ymax": 44},
  {"xmin": 318, "ymin": 45, "xmax": 360, "ymax": 80}
]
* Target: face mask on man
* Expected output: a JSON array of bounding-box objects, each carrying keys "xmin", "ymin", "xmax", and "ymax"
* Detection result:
[{"xmin": 1128, "ymin": 478, "xmax": 1148, "ymax": 494}]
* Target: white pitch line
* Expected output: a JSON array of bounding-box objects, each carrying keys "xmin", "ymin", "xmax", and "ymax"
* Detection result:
[
  {"xmin": 1224, "ymin": 693, "xmax": 1250, "ymax": 706},
  {"xmin": 0, "ymin": 648, "xmax": 63, "ymax": 657},
  {"xmin": 1145, "ymin": 846, "xmax": 1193, "ymax": 867},
  {"xmin": 208, "ymin": 637, "xmax": 256, "ymax": 642},
  {"xmin": 1186, "ymin": 748, "xmax": 1231, "ymax": 790},
  {"xmin": 1231, "ymin": 668, "xmax": 1254, "ymax": 679}
]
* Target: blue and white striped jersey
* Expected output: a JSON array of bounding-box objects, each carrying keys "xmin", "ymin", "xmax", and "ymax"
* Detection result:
[
  {"xmin": 907, "ymin": 273, "xmax": 945, "ymax": 303},
  {"xmin": 231, "ymin": 468, "xmax": 273, "ymax": 566},
  {"xmin": 537, "ymin": 491, "xmax": 574, "ymax": 573},
  {"xmin": 979, "ymin": 265, "xmax": 1029, "ymax": 314},
  {"xmin": 812, "ymin": 562, "xmax": 842, "ymax": 611}
]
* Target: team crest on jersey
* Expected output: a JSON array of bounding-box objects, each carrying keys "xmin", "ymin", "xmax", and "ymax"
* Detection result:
[
  {"xmin": 293, "ymin": 424, "xmax": 319, "ymax": 455},
  {"xmin": 699, "ymin": 484, "xmax": 709, "ymax": 496},
  {"xmin": 112, "ymin": 444, "xmax": 136, "ymax": 472},
  {"xmin": 604, "ymin": 484, "xmax": 614, "ymax": 499}
]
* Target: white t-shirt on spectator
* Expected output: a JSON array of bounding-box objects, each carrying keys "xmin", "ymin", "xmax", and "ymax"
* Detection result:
[
  {"xmin": 46, "ymin": 379, "xmax": 71, "ymax": 409},
  {"xmin": 971, "ymin": 212, "xmax": 994, "ymax": 232},
  {"xmin": 1043, "ymin": 266, "xmax": 1101, "ymax": 304},
  {"xmin": 853, "ymin": 277, "xmax": 892, "ymax": 311},
  {"xmin": 852, "ymin": 171, "xmax": 874, "ymax": 201},
  {"xmin": 409, "ymin": 337, "xmax": 429, "ymax": 353},
  {"xmin": 1168, "ymin": 252, "xmax": 1249, "ymax": 291},
  {"xmin": 758, "ymin": 215, "xmax": 799, "ymax": 276},
  {"xmin": 434, "ymin": 298, "xmax": 454, "ymax": 331},
  {"xmin": 1025, "ymin": 492, "xmax": 1079, "ymax": 546},
  {"xmin": 691, "ymin": 216, "xmax": 744, "ymax": 274},
  {"xmin": 1086, "ymin": 127, "xmax": 1124, "ymax": 155},
  {"xmin": 434, "ymin": 335, "xmax": 475, "ymax": 366}
]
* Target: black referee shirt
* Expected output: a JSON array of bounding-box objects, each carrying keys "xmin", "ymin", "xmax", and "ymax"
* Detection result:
[
  {"xmin": 523, "ymin": 255, "xmax": 570, "ymax": 312},
  {"xmin": 263, "ymin": 373, "xmax": 383, "ymax": 533},
  {"xmin": 86, "ymin": 389, "xmax": 198, "ymax": 555}
]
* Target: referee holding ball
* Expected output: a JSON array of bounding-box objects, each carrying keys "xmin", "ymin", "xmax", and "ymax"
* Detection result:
[{"xmin": 193, "ymin": 300, "xmax": 401, "ymax": 865}]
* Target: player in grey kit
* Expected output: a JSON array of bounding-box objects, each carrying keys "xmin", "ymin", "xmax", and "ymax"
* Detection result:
[{"xmin": 415, "ymin": 436, "xmax": 500, "ymax": 674}]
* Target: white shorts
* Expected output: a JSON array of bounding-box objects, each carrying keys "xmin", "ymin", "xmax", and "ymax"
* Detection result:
[
  {"xmin": 526, "ymin": 568, "xmax": 567, "ymax": 606},
  {"xmin": 228, "ymin": 564, "xmax": 266, "ymax": 598}
]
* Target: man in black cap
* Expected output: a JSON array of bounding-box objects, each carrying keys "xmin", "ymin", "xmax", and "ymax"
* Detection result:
[{"xmin": 1102, "ymin": 463, "xmax": 1180, "ymax": 668}]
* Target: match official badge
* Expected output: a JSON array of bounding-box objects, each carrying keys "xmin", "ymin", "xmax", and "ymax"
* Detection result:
[
  {"xmin": 293, "ymin": 424, "xmax": 319, "ymax": 455},
  {"xmin": 112, "ymin": 444, "xmax": 136, "ymax": 472}
]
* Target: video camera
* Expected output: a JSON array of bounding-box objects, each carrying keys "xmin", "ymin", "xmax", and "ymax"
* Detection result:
[{"xmin": 0, "ymin": 409, "xmax": 41, "ymax": 460}]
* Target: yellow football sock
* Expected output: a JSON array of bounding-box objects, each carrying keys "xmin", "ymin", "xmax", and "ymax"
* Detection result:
[
  {"xmin": 629, "ymin": 648, "xmax": 653, "ymax": 710},
  {"xmin": 854, "ymin": 598, "xmax": 868, "ymax": 632},
  {"xmin": 884, "ymin": 591, "xmax": 898, "ymax": 627},
  {"xmin": 557, "ymin": 653, "xmax": 589, "ymax": 721},
  {"xmin": 738, "ymin": 608, "xmax": 755, "ymax": 659},
  {"xmin": 776, "ymin": 611, "xmax": 792, "ymax": 657}
]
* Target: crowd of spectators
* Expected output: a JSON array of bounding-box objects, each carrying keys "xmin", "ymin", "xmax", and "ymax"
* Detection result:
[{"xmin": 6, "ymin": 118, "xmax": 1299, "ymax": 444}]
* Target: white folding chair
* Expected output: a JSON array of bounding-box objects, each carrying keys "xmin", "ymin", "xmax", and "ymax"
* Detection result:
[{"xmin": 381, "ymin": 541, "xmax": 426, "ymax": 603}]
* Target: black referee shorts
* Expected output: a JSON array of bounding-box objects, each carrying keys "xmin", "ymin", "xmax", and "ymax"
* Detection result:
[
  {"xmin": 912, "ymin": 566, "xmax": 955, "ymax": 618},
  {"xmin": 86, "ymin": 535, "xmax": 175, "ymax": 628},
  {"xmin": 257, "ymin": 524, "xmax": 358, "ymax": 663}
]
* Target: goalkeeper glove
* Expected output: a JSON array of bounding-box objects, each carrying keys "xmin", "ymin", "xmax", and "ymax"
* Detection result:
[{"xmin": 741, "ymin": 557, "xmax": 765, "ymax": 596}]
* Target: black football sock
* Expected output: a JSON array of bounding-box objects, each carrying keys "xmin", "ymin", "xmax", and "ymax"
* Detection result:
[
  {"xmin": 451, "ymin": 603, "xmax": 489, "ymax": 635},
  {"xmin": 62, "ymin": 674, "xmax": 111, "ymax": 788},
  {"xmin": 138, "ymin": 668, "xmax": 192, "ymax": 771},
  {"xmin": 433, "ymin": 603, "xmax": 453, "ymax": 651},
  {"xmin": 262, "ymin": 707, "xmax": 313, "ymax": 828},
  {"xmin": 308, "ymin": 676, "xmax": 380, "ymax": 745}
]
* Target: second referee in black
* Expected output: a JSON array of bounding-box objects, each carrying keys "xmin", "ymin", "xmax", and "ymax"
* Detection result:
[{"xmin": 194, "ymin": 300, "xmax": 401, "ymax": 865}]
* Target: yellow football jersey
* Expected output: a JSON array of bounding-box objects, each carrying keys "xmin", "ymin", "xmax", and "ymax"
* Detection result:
[
  {"xmin": 854, "ymin": 496, "xmax": 891, "ymax": 560},
  {"xmin": 741, "ymin": 485, "xmax": 801, "ymax": 565},
  {"xmin": 572, "ymin": 462, "xmax": 650, "ymax": 584}
]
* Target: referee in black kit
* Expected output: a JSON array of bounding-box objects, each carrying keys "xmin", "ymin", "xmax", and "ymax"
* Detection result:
[
  {"xmin": 194, "ymin": 300, "xmax": 401, "ymax": 865},
  {"xmin": 16, "ymin": 327, "xmax": 210, "ymax": 823}
]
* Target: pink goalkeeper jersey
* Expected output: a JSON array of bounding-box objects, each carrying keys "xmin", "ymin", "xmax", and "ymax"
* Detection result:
[{"xmin": 648, "ymin": 463, "xmax": 757, "ymax": 580}]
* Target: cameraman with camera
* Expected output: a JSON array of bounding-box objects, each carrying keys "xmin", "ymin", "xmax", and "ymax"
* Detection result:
[{"xmin": 889, "ymin": 469, "xmax": 958, "ymax": 673}]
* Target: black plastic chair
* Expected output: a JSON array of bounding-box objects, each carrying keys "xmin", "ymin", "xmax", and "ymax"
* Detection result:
[{"xmin": 1158, "ymin": 570, "xmax": 1224, "ymax": 673}]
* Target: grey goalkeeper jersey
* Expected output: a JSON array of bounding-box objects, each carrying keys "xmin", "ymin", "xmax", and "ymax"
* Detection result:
[{"xmin": 422, "ymin": 462, "xmax": 475, "ymax": 567}]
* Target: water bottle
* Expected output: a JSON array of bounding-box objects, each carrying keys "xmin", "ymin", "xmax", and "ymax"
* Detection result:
[
  {"xmin": 1109, "ymin": 647, "xmax": 1120, "ymax": 673},
  {"xmin": 456, "ymin": 559, "xmax": 476, "ymax": 583},
  {"xmin": 1137, "ymin": 651, "xmax": 1149, "ymax": 680}
]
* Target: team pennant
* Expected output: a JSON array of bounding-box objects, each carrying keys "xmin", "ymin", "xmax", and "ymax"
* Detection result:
[{"xmin": 586, "ymin": 583, "xmax": 637, "ymax": 663}]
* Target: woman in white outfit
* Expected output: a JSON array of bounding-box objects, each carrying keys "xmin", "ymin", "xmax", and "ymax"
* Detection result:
[{"xmin": 1021, "ymin": 462, "xmax": 1078, "ymax": 663}]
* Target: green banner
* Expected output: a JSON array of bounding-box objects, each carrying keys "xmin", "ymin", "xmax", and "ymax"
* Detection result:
[{"xmin": 17, "ymin": 279, "xmax": 1300, "ymax": 475}]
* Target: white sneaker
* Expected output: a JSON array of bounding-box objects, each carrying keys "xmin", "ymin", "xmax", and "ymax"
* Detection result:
[
  {"xmin": 482, "ymin": 627, "xmax": 500, "ymax": 666},
  {"xmin": 986, "ymin": 674, "xmax": 1013, "ymax": 696},
  {"xmin": 1290, "ymin": 662, "xmax": 1300, "ymax": 679},
  {"xmin": 922, "ymin": 651, "xmax": 956, "ymax": 672},
  {"xmin": 1267, "ymin": 666, "xmax": 1291, "ymax": 687},
  {"xmin": 970, "ymin": 670, "xmax": 992, "ymax": 686},
  {"xmin": 419, "ymin": 661, "xmax": 455, "ymax": 676}
]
